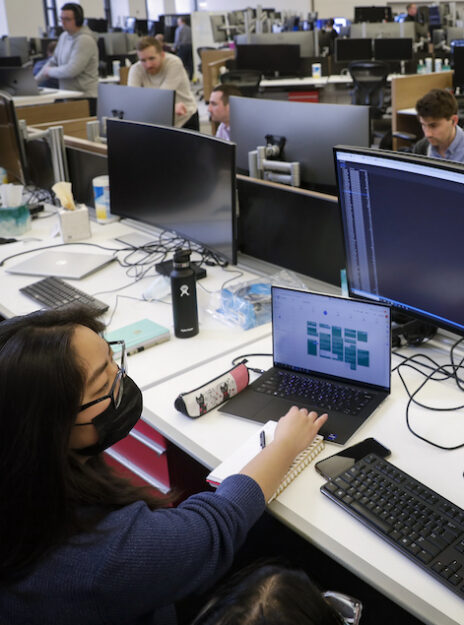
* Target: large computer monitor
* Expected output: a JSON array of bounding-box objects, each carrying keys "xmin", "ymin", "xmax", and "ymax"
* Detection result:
[
  {"xmin": 237, "ymin": 176, "xmax": 344, "ymax": 285},
  {"xmin": 230, "ymin": 96, "xmax": 370, "ymax": 193},
  {"xmin": 373, "ymin": 37, "xmax": 413, "ymax": 61},
  {"xmin": 235, "ymin": 44, "xmax": 300, "ymax": 76},
  {"xmin": 107, "ymin": 120, "xmax": 237, "ymax": 264},
  {"xmin": 334, "ymin": 146, "xmax": 464, "ymax": 336},
  {"xmin": 335, "ymin": 38, "xmax": 372, "ymax": 62},
  {"xmin": 0, "ymin": 90, "xmax": 27, "ymax": 184},
  {"xmin": 97, "ymin": 84, "xmax": 174, "ymax": 136},
  {"xmin": 235, "ymin": 32, "xmax": 315, "ymax": 58},
  {"xmin": 66, "ymin": 146, "xmax": 108, "ymax": 207},
  {"xmin": 354, "ymin": 6, "xmax": 392, "ymax": 23}
]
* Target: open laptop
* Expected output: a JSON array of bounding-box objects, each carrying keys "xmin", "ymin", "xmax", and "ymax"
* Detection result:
[
  {"xmin": 220, "ymin": 287, "xmax": 391, "ymax": 444},
  {"xmin": 6, "ymin": 250, "xmax": 115, "ymax": 279},
  {"xmin": 0, "ymin": 66, "xmax": 41, "ymax": 96}
]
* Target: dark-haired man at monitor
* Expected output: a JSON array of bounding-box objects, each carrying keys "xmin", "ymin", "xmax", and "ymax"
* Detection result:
[
  {"xmin": 208, "ymin": 84, "xmax": 242, "ymax": 141},
  {"xmin": 415, "ymin": 89, "xmax": 464, "ymax": 162},
  {"xmin": 35, "ymin": 3, "xmax": 98, "ymax": 114},
  {"xmin": 128, "ymin": 36, "xmax": 198, "ymax": 130}
]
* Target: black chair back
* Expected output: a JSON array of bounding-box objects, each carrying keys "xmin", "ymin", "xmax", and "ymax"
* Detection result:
[{"xmin": 348, "ymin": 61, "xmax": 389, "ymax": 110}]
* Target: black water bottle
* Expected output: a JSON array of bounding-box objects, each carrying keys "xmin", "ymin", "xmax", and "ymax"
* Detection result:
[{"xmin": 170, "ymin": 249, "xmax": 199, "ymax": 338}]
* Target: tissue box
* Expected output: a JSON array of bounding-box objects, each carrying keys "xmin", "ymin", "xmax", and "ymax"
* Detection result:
[
  {"xmin": 59, "ymin": 205, "xmax": 91, "ymax": 242},
  {"xmin": 0, "ymin": 205, "xmax": 31, "ymax": 236}
]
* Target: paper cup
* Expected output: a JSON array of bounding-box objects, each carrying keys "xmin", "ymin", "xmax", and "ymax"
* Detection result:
[
  {"xmin": 312, "ymin": 63, "xmax": 322, "ymax": 78},
  {"xmin": 93, "ymin": 175, "xmax": 111, "ymax": 222}
]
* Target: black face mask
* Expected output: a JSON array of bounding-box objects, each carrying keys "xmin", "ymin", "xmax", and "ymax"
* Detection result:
[{"xmin": 74, "ymin": 375, "xmax": 143, "ymax": 456}]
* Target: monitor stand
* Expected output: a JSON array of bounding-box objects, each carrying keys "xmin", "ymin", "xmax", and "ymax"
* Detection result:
[{"xmin": 155, "ymin": 259, "xmax": 207, "ymax": 280}]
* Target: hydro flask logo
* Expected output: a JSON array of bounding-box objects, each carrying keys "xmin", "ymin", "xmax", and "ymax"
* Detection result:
[{"xmin": 180, "ymin": 284, "xmax": 190, "ymax": 297}]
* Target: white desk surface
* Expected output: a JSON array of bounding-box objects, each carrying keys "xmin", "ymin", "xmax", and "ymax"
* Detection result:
[
  {"xmin": 99, "ymin": 76, "xmax": 119, "ymax": 83},
  {"xmin": 13, "ymin": 88, "xmax": 84, "ymax": 107},
  {"xmin": 398, "ymin": 107, "xmax": 418, "ymax": 115},
  {"xmin": 260, "ymin": 72, "xmax": 406, "ymax": 89},
  {"xmin": 0, "ymin": 212, "xmax": 271, "ymax": 390},
  {"xmin": 142, "ymin": 334, "xmax": 464, "ymax": 625}
]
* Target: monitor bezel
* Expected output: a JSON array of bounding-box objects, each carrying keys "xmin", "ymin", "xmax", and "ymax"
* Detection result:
[{"xmin": 333, "ymin": 144, "xmax": 464, "ymax": 337}]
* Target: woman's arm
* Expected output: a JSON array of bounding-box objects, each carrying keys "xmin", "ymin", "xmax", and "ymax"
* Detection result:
[{"xmin": 239, "ymin": 406, "xmax": 328, "ymax": 501}]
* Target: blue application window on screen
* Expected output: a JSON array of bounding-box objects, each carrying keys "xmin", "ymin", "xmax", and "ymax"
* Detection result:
[{"xmin": 272, "ymin": 288, "xmax": 390, "ymax": 388}]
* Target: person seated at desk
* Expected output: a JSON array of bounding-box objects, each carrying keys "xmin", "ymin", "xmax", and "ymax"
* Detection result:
[
  {"xmin": 191, "ymin": 562, "xmax": 355, "ymax": 625},
  {"xmin": 404, "ymin": 3, "xmax": 418, "ymax": 22},
  {"xmin": 208, "ymin": 84, "xmax": 242, "ymax": 141},
  {"xmin": 0, "ymin": 305, "xmax": 327, "ymax": 625},
  {"xmin": 414, "ymin": 88, "xmax": 464, "ymax": 162},
  {"xmin": 128, "ymin": 35, "xmax": 199, "ymax": 130},
  {"xmin": 321, "ymin": 19, "xmax": 338, "ymax": 56},
  {"xmin": 33, "ymin": 41, "xmax": 59, "ymax": 89},
  {"xmin": 34, "ymin": 3, "xmax": 99, "ymax": 115}
]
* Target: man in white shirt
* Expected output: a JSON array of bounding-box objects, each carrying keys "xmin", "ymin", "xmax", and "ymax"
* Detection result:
[
  {"xmin": 208, "ymin": 84, "xmax": 242, "ymax": 141},
  {"xmin": 128, "ymin": 36, "xmax": 198, "ymax": 130}
]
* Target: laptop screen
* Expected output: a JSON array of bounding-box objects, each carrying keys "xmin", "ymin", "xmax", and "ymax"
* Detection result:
[{"xmin": 272, "ymin": 287, "xmax": 391, "ymax": 389}]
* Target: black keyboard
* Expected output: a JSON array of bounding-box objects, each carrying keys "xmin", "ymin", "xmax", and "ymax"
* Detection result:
[
  {"xmin": 321, "ymin": 454, "xmax": 464, "ymax": 598},
  {"xmin": 20, "ymin": 276, "xmax": 109, "ymax": 314},
  {"xmin": 255, "ymin": 370, "xmax": 373, "ymax": 416}
]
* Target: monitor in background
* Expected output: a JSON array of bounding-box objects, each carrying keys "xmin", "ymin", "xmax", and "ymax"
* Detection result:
[
  {"xmin": 107, "ymin": 120, "xmax": 237, "ymax": 264},
  {"xmin": 451, "ymin": 41, "xmax": 464, "ymax": 90},
  {"xmin": 235, "ymin": 44, "xmax": 300, "ymax": 76},
  {"xmin": 0, "ymin": 37, "xmax": 29, "ymax": 64},
  {"xmin": 235, "ymin": 32, "xmax": 315, "ymax": 58},
  {"xmin": 335, "ymin": 38, "xmax": 372, "ymax": 63},
  {"xmin": 97, "ymin": 84, "xmax": 174, "ymax": 136},
  {"xmin": 0, "ymin": 66, "xmax": 40, "ymax": 96},
  {"xmin": 66, "ymin": 146, "xmax": 108, "ymax": 207},
  {"xmin": 237, "ymin": 177, "xmax": 344, "ymax": 286},
  {"xmin": 334, "ymin": 146, "xmax": 464, "ymax": 337},
  {"xmin": 0, "ymin": 56, "xmax": 22, "ymax": 67},
  {"xmin": 85, "ymin": 18, "xmax": 108, "ymax": 33},
  {"xmin": 125, "ymin": 17, "xmax": 137, "ymax": 33},
  {"xmin": 373, "ymin": 37, "xmax": 413, "ymax": 61},
  {"xmin": 0, "ymin": 90, "xmax": 27, "ymax": 184},
  {"xmin": 354, "ymin": 6, "xmax": 392, "ymax": 23},
  {"xmin": 229, "ymin": 96, "xmax": 370, "ymax": 193}
]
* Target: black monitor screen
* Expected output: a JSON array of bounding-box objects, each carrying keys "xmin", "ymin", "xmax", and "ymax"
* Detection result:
[
  {"xmin": 0, "ymin": 90, "xmax": 27, "ymax": 184},
  {"xmin": 230, "ymin": 96, "xmax": 370, "ymax": 192},
  {"xmin": 107, "ymin": 120, "xmax": 237, "ymax": 264},
  {"xmin": 354, "ymin": 6, "xmax": 392, "ymax": 23},
  {"xmin": 335, "ymin": 38, "xmax": 372, "ymax": 62},
  {"xmin": 452, "ymin": 43, "xmax": 464, "ymax": 88},
  {"xmin": 374, "ymin": 37, "xmax": 413, "ymax": 61},
  {"xmin": 236, "ymin": 44, "xmax": 300, "ymax": 75},
  {"xmin": 98, "ymin": 83, "xmax": 174, "ymax": 135},
  {"xmin": 334, "ymin": 146, "xmax": 464, "ymax": 336},
  {"xmin": 66, "ymin": 146, "xmax": 108, "ymax": 207},
  {"xmin": 237, "ymin": 177, "xmax": 344, "ymax": 285}
]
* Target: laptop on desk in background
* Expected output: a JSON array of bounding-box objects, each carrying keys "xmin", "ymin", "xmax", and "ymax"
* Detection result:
[
  {"xmin": 220, "ymin": 287, "xmax": 391, "ymax": 445},
  {"xmin": 6, "ymin": 250, "xmax": 115, "ymax": 280}
]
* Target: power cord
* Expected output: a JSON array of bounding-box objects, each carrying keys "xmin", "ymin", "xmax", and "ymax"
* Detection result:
[{"xmin": 231, "ymin": 353, "xmax": 272, "ymax": 374}]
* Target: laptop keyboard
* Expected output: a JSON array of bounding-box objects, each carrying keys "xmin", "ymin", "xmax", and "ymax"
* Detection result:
[
  {"xmin": 321, "ymin": 453, "xmax": 464, "ymax": 599},
  {"xmin": 255, "ymin": 370, "xmax": 373, "ymax": 416},
  {"xmin": 20, "ymin": 277, "xmax": 109, "ymax": 314}
]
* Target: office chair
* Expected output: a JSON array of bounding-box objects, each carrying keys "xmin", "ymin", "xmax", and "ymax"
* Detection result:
[
  {"xmin": 349, "ymin": 60, "xmax": 391, "ymax": 147},
  {"xmin": 219, "ymin": 69, "xmax": 261, "ymax": 97}
]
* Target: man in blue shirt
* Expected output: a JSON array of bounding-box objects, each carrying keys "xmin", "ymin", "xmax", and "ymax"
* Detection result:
[{"xmin": 415, "ymin": 88, "xmax": 464, "ymax": 163}]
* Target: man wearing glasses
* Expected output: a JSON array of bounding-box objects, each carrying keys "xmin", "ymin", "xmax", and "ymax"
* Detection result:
[{"xmin": 35, "ymin": 2, "xmax": 99, "ymax": 115}]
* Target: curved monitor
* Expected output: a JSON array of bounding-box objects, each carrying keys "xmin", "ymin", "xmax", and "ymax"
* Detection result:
[
  {"xmin": 107, "ymin": 120, "xmax": 237, "ymax": 264},
  {"xmin": 334, "ymin": 146, "xmax": 464, "ymax": 336},
  {"xmin": 97, "ymin": 83, "xmax": 174, "ymax": 136},
  {"xmin": 230, "ymin": 96, "xmax": 370, "ymax": 193}
]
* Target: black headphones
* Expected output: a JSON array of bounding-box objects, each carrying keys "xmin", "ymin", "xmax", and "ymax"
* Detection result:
[{"xmin": 62, "ymin": 3, "xmax": 84, "ymax": 27}]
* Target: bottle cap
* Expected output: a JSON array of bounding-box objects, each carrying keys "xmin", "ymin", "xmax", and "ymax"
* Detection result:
[{"xmin": 173, "ymin": 248, "xmax": 191, "ymax": 268}]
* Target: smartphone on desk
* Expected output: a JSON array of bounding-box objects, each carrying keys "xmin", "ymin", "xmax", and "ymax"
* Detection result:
[{"xmin": 315, "ymin": 438, "xmax": 391, "ymax": 480}]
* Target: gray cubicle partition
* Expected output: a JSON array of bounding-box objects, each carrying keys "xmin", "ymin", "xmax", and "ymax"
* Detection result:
[
  {"xmin": 235, "ymin": 31, "xmax": 315, "ymax": 57},
  {"xmin": 350, "ymin": 21, "xmax": 415, "ymax": 39}
]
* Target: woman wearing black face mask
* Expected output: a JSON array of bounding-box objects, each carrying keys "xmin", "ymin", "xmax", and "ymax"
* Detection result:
[{"xmin": 0, "ymin": 306, "xmax": 327, "ymax": 625}]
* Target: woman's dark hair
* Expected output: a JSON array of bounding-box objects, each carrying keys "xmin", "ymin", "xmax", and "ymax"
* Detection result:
[
  {"xmin": 0, "ymin": 306, "xmax": 168, "ymax": 583},
  {"xmin": 191, "ymin": 562, "xmax": 345, "ymax": 625}
]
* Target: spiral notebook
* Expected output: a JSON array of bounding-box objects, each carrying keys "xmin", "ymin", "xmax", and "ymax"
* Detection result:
[{"xmin": 207, "ymin": 421, "xmax": 324, "ymax": 503}]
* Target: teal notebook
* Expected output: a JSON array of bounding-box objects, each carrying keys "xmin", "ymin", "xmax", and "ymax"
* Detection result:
[{"xmin": 104, "ymin": 319, "xmax": 170, "ymax": 356}]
